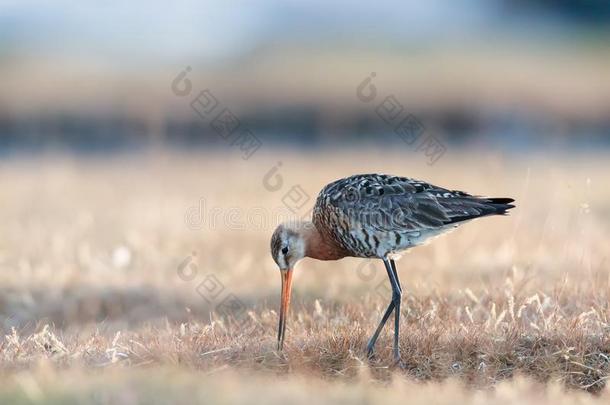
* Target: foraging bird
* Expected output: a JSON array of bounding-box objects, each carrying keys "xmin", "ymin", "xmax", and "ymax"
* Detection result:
[{"xmin": 270, "ymin": 173, "xmax": 514, "ymax": 361}]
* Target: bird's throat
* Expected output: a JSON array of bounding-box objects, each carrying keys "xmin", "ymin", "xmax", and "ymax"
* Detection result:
[{"xmin": 304, "ymin": 224, "xmax": 346, "ymax": 261}]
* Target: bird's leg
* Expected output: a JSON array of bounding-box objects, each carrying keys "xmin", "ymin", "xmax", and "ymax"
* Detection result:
[
  {"xmin": 366, "ymin": 298, "xmax": 395, "ymax": 358},
  {"xmin": 387, "ymin": 259, "xmax": 402, "ymax": 362},
  {"xmin": 366, "ymin": 258, "xmax": 402, "ymax": 360},
  {"xmin": 390, "ymin": 259, "xmax": 402, "ymax": 295}
]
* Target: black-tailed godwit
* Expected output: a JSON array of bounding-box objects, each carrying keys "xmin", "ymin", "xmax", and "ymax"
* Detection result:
[{"xmin": 270, "ymin": 173, "xmax": 515, "ymax": 361}]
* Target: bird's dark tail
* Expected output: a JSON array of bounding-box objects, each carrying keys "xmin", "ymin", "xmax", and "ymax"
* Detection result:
[
  {"xmin": 486, "ymin": 197, "xmax": 516, "ymax": 215},
  {"xmin": 444, "ymin": 197, "xmax": 515, "ymax": 225}
]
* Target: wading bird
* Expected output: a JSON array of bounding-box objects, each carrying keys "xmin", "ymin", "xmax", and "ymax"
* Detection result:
[{"xmin": 270, "ymin": 174, "xmax": 514, "ymax": 361}]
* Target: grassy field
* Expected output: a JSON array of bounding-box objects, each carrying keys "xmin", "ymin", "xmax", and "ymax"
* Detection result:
[{"xmin": 0, "ymin": 149, "xmax": 609, "ymax": 403}]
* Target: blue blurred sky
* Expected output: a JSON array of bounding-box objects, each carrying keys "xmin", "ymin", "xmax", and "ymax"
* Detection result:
[
  {"xmin": 2, "ymin": 0, "xmax": 604, "ymax": 64},
  {"xmin": 1, "ymin": 0, "xmax": 609, "ymax": 153}
]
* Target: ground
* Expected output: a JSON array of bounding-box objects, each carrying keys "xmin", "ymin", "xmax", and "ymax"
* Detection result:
[{"xmin": 0, "ymin": 149, "xmax": 609, "ymax": 403}]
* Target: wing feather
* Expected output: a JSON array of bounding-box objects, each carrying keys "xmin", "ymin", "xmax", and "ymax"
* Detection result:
[{"xmin": 314, "ymin": 174, "xmax": 514, "ymax": 234}]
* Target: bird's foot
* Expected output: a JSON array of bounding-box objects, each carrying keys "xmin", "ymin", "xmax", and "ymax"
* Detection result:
[
  {"xmin": 391, "ymin": 350, "xmax": 414, "ymax": 370},
  {"xmin": 391, "ymin": 350, "xmax": 407, "ymax": 368},
  {"xmin": 365, "ymin": 341, "xmax": 376, "ymax": 359},
  {"xmin": 391, "ymin": 357, "xmax": 408, "ymax": 370}
]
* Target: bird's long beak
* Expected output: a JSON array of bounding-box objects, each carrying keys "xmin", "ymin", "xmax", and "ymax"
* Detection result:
[{"xmin": 277, "ymin": 268, "xmax": 293, "ymax": 351}]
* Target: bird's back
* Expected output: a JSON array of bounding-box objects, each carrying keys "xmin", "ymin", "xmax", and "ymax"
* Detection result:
[{"xmin": 312, "ymin": 174, "xmax": 514, "ymax": 258}]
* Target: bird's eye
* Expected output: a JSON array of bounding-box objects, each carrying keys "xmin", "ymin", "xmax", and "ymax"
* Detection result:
[{"xmin": 281, "ymin": 247, "xmax": 289, "ymax": 255}]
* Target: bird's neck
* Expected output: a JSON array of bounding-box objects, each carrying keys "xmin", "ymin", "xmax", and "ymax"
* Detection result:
[{"xmin": 303, "ymin": 223, "xmax": 346, "ymax": 261}]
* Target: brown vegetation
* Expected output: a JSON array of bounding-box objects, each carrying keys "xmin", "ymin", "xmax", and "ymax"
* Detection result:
[{"xmin": 0, "ymin": 150, "xmax": 608, "ymax": 402}]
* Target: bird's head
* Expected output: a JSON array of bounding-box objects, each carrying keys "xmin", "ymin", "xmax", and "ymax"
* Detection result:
[
  {"xmin": 270, "ymin": 222, "xmax": 309, "ymax": 271},
  {"xmin": 270, "ymin": 221, "xmax": 311, "ymax": 351}
]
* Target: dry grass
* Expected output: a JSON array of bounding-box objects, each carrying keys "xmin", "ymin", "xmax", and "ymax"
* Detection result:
[
  {"xmin": 0, "ymin": 149, "xmax": 609, "ymax": 402},
  {"xmin": 3, "ymin": 368, "xmax": 610, "ymax": 404}
]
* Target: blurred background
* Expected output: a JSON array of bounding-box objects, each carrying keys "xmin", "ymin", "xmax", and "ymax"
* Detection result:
[
  {"xmin": 1, "ymin": 0, "xmax": 609, "ymax": 154},
  {"xmin": 0, "ymin": 0, "xmax": 609, "ymax": 343},
  {"xmin": 2, "ymin": 2, "xmax": 610, "ymax": 400}
]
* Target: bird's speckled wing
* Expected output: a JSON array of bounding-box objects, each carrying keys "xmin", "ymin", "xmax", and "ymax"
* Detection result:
[{"xmin": 314, "ymin": 174, "xmax": 513, "ymax": 234}]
